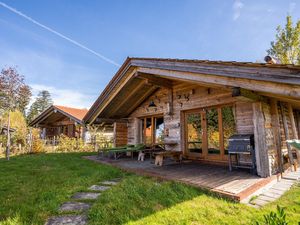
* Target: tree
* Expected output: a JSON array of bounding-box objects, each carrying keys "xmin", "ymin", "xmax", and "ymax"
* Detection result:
[
  {"xmin": 0, "ymin": 66, "xmax": 31, "ymax": 160},
  {"xmin": 27, "ymin": 90, "xmax": 53, "ymax": 122},
  {"xmin": 267, "ymin": 15, "xmax": 300, "ymax": 65},
  {"xmin": 1, "ymin": 110, "xmax": 27, "ymax": 145},
  {"xmin": 0, "ymin": 66, "xmax": 31, "ymax": 115}
]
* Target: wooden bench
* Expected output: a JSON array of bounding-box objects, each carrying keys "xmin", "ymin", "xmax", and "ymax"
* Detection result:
[{"xmin": 154, "ymin": 151, "xmax": 182, "ymax": 166}]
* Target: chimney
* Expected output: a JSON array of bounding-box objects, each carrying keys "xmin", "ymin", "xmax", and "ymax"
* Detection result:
[{"xmin": 264, "ymin": 55, "xmax": 277, "ymax": 64}]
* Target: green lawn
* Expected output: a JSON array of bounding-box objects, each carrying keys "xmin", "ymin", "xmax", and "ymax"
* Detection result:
[{"xmin": 0, "ymin": 153, "xmax": 299, "ymax": 225}]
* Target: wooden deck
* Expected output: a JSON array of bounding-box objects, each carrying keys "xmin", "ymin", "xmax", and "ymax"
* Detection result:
[{"xmin": 85, "ymin": 156, "xmax": 275, "ymax": 201}]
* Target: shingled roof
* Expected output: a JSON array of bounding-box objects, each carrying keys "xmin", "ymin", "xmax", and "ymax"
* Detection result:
[
  {"xmin": 54, "ymin": 105, "xmax": 88, "ymax": 121},
  {"xmin": 29, "ymin": 105, "xmax": 88, "ymax": 126}
]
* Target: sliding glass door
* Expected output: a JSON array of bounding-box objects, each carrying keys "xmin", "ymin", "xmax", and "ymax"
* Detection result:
[{"xmin": 184, "ymin": 105, "xmax": 236, "ymax": 161}]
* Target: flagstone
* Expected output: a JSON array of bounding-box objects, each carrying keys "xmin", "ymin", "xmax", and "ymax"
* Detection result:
[
  {"xmin": 72, "ymin": 192, "xmax": 100, "ymax": 200},
  {"xmin": 101, "ymin": 180, "xmax": 119, "ymax": 186},
  {"xmin": 89, "ymin": 185, "xmax": 111, "ymax": 191},
  {"xmin": 59, "ymin": 202, "xmax": 90, "ymax": 212},
  {"xmin": 45, "ymin": 215, "xmax": 87, "ymax": 225}
]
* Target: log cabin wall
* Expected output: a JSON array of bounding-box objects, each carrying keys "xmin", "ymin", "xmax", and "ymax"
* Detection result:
[
  {"xmin": 127, "ymin": 82, "xmax": 255, "ymax": 152},
  {"xmin": 114, "ymin": 122, "xmax": 128, "ymax": 147},
  {"xmin": 125, "ymin": 81, "xmax": 299, "ymax": 177},
  {"xmin": 277, "ymin": 102, "xmax": 299, "ymax": 168},
  {"xmin": 262, "ymin": 102, "xmax": 277, "ymax": 175}
]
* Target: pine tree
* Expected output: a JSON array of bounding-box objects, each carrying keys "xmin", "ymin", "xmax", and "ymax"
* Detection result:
[
  {"xmin": 267, "ymin": 15, "xmax": 300, "ymax": 65},
  {"xmin": 27, "ymin": 90, "xmax": 53, "ymax": 122}
]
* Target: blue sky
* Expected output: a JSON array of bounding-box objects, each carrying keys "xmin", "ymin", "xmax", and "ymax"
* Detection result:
[{"xmin": 0, "ymin": 0, "xmax": 299, "ymax": 109}]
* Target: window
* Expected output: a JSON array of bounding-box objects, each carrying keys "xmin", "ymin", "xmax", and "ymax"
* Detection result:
[
  {"xmin": 207, "ymin": 108, "xmax": 220, "ymax": 154},
  {"xmin": 222, "ymin": 106, "xmax": 236, "ymax": 154},
  {"xmin": 186, "ymin": 113, "xmax": 202, "ymax": 153},
  {"xmin": 141, "ymin": 116, "xmax": 164, "ymax": 145}
]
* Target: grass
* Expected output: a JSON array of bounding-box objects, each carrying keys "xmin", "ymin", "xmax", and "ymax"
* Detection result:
[{"xmin": 0, "ymin": 153, "xmax": 299, "ymax": 225}]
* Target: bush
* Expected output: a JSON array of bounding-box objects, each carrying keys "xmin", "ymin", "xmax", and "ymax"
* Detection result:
[
  {"xmin": 31, "ymin": 128, "xmax": 45, "ymax": 153},
  {"xmin": 256, "ymin": 206, "xmax": 288, "ymax": 225},
  {"xmin": 56, "ymin": 135, "xmax": 94, "ymax": 152}
]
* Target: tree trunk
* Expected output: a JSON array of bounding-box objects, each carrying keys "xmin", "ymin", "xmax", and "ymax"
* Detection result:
[{"xmin": 6, "ymin": 111, "xmax": 11, "ymax": 161}]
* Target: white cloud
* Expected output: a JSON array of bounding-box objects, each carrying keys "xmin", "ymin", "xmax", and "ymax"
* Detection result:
[
  {"xmin": 0, "ymin": 45, "xmax": 105, "ymax": 110},
  {"xmin": 233, "ymin": 0, "xmax": 244, "ymax": 21},
  {"xmin": 30, "ymin": 84, "xmax": 95, "ymax": 109}
]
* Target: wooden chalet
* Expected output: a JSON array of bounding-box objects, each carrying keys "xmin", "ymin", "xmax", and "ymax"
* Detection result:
[
  {"xmin": 29, "ymin": 105, "xmax": 88, "ymax": 139},
  {"xmin": 84, "ymin": 57, "xmax": 300, "ymax": 178}
]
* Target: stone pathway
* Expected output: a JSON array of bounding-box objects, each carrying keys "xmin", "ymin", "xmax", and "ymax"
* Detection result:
[
  {"xmin": 72, "ymin": 192, "xmax": 101, "ymax": 200},
  {"xmin": 45, "ymin": 179, "xmax": 121, "ymax": 225},
  {"xmin": 248, "ymin": 169, "xmax": 300, "ymax": 208}
]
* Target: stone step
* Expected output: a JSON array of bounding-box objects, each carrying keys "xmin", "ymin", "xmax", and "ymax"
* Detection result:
[
  {"xmin": 101, "ymin": 180, "xmax": 120, "ymax": 186},
  {"xmin": 282, "ymin": 175, "xmax": 299, "ymax": 180},
  {"xmin": 59, "ymin": 202, "xmax": 90, "ymax": 212},
  {"xmin": 267, "ymin": 189, "xmax": 285, "ymax": 195},
  {"xmin": 88, "ymin": 185, "xmax": 111, "ymax": 191},
  {"xmin": 261, "ymin": 192, "xmax": 282, "ymax": 199},
  {"xmin": 45, "ymin": 215, "xmax": 87, "ymax": 225},
  {"xmin": 72, "ymin": 192, "xmax": 101, "ymax": 200},
  {"xmin": 258, "ymin": 195, "xmax": 276, "ymax": 202},
  {"xmin": 271, "ymin": 186, "xmax": 291, "ymax": 192}
]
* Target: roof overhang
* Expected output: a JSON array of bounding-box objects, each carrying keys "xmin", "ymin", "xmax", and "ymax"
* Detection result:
[
  {"xmin": 84, "ymin": 57, "xmax": 300, "ymax": 124},
  {"xmin": 29, "ymin": 105, "xmax": 84, "ymax": 127}
]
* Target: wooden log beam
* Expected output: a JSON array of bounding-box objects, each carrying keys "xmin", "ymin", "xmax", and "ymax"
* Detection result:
[
  {"xmin": 287, "ymin": 103, "xmax": 300, "ymax": 163},
  {"xmin": 258, "ymin": 92, "xmax": 300, "ymax": 109},
  {"xmin": 137, "ymin": 67, "xmax": 300, "ymax": 99},
  {"xmin": 135, "ymin": 72, "xmax": 173, "ymax": 89},
  {"xmin": 232, "ymin": 87, "xmax": 268, "ymax": 102},
  {"xmin": 95, "ymin": 118, "xmax": 128, "ymax": 124},
  {"xmin": 252, "ymin": 102, "xmax": 270, "ymax": 177},
  {"xmin": 279, "ymin": 102, "xmax": 295, "ymax": 169},
  {"xmin": 121, "ymin": 86, "xmax": 158, "ymax": 117},
  {"xmin": 88, "ymin": 69, "xmax": 138, "ymax": 124},
  {"xmin": 270, "ymin": 99, "xmax": 284, "ymax": 174},
  {"xmin": 108, "ymin": 79, "xmax": 147, "ymax": 116}
]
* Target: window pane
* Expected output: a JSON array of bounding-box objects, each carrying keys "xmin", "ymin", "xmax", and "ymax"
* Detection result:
[
  {"xmin": 187, "ymin": 113, "xmax": 202, "ymax": 153},
  {"xmin": 140, "ymin": 119, "xmax": 144, "ymax": 143},
  {"xmin": 222, "ymin": 106, "xmax": 236, "ymax": 154},
  {"xmin": 155, "ymin": 117, "xmax": 164, "ymax": 143},
  {"xmin": 145, "ymin": 118, "xmax": 152, "ymax": 145},
  {"xmin": 207, "ymin": 108, "xmax": 220, "ymax": 154}
]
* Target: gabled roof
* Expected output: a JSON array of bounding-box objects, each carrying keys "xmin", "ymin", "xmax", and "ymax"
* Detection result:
[
  {"xmin": 29, "ymin": 105, "xmax": 88, "ymax": 126},
  {"xmin": 84, "ymin": 57, "xmax": 300, "ymax": 124},
  {"xmin": 54, "ymin": 105, "xmax": 88, "ymax": 121}
]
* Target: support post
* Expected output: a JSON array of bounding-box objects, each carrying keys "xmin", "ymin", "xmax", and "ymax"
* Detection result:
[
  {"xmin": 287, "ymin": 103, "xmax": 300, "ymax": 164},
  {"xmin": 167, "ymin": 88, "xmax": 173, "ymax": 115},
  {"xmin": 270, "ymin": 99, "xmax": 283, "ymax": 174},
  {"xmin": 279, "ymin": 102, "xmax": 295, "ymax": 170},
  {"xmin": 252, "ymin": 102, "xmax": 270, "ymax": 177}
]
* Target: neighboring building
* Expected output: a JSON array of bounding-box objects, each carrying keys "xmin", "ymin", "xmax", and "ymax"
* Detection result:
[
  {"xmin": 84, "ymin": 57, "xmax": 300, "ymax": 178},
  {"xmin": 29, "ymin": 105, "xmax": 88, "ymax": 139}
]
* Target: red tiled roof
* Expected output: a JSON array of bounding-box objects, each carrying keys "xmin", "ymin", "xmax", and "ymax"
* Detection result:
[{"xmin": 54, "ymin": 105, "xmax": 88, "ymax": 121}]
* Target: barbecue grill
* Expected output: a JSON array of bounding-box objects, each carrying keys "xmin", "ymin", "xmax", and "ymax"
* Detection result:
[{"xmin": 228, "ymin": 134, "xmax": 256, "ymax": 173}]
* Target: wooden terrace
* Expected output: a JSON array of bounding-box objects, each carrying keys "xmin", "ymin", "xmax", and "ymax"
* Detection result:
[{"xmin": 85, "ymin": 156, "xmax": 274, "ymax": 201}]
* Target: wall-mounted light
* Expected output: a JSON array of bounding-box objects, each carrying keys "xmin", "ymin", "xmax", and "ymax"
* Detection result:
[{"xmin": 148, "ymin": 101, "xmax": 157, "ymax": 108}]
